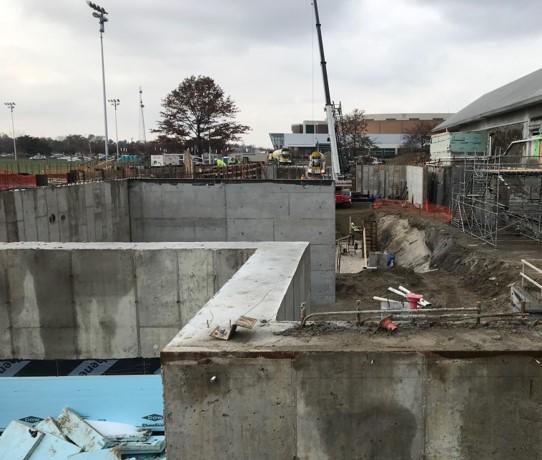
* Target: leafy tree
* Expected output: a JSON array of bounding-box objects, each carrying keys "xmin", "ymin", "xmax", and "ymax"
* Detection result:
[
  {"xmin": 61, "ymin": 135, "xmax": 90, "ymax": 155},
  {"xmin": 338, "ymin": 109, "xmax": 375, "ymax": 164},
  {"xmin": 17, "ymin": 135, "xmax": 52, "ymax": 156},
  {"xmin": 155, "ymin": 75, "xmax": 250, "ymax": 155},
  {"xmin": 0, "ymin": 134, "xmax": 14, "ymax": 154},
  {"xmin": 402, "ymin": 121, "xmax": 434, "ymax": 151}
]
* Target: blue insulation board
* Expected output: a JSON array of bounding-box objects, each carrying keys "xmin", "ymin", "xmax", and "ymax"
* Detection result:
[{"xmin": 0, "ymin": 375, "xmax": 163, "ymax": 432}]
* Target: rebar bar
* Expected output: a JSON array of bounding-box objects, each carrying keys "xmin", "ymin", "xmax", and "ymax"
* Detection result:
[{"xmin": 300, "ymin": 307, "xmax": 480, "ymax": 327}]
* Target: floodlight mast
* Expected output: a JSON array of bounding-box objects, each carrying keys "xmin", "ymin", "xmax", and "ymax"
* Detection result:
[
  {"xmin": 139, "ymin": 87, "xmax": 147, "ymax": 144},
  {"xmin": 108, "ymin": 98, "xmax": 120, "ymax": 160},
  {"xmin": 87, "ymin": 1, "xmax": 110, "ymax": 161},
  {"xmin": 4, "ymin": 102, "xmax": 17, "ymax": 160}
]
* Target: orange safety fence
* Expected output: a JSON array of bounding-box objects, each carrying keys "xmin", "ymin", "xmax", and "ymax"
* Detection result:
[
  {"xmin": 372, "ymin": 199, "xmax": 452, "ymax": 223},
  {"xmin": 0, "ymin": 174, "xmax": 37, "ymax": 191},
  {"xmin": 423, "ymin": 202, "xmax": 453, "ymax": 223}
]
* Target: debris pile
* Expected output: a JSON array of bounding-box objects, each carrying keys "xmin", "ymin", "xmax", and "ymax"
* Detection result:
[
  {"xmin": 373, "ymin": 284, "xmax": 431, "ymax": 310},
  {"xmin": 0, "ymin": 408, "xmax": 165, "ymax": 459}
]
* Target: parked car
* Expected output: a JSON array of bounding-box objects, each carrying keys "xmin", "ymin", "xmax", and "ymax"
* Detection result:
[{"xmin": 29, "ymin": 153, "xmax": 47, "ymax": 160}]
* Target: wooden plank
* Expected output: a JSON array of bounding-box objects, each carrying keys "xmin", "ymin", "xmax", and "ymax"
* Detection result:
[
  {"xmin": 520, "ymin": 272, "xmax": 542, "ymax": 291},
  {"xmin": 522, "ymin": 259, "xmax": 542, "ymax": 275}
]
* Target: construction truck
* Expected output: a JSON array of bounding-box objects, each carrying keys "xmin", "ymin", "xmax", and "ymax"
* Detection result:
[
  {"xmin": 307, "ymin": 150, "xmax": 326, "ymax": 177},
  {"xmin": 268, "ymin": 148, "xmax": 292, "ymax": 165}
]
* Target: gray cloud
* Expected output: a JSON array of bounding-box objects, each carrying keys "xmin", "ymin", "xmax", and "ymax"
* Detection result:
[
  {"xmin": 2, "ymin": 0, "xmax": 542, "ymax": 146},
  {"xmin": 414, "ymin": 0, "xmax": 542, "ymax": 41}
]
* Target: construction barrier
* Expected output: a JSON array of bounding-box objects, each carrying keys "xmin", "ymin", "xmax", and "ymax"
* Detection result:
[
  {"xmin": 423, "ymin": 202, "xmax": 453, "ymax": 223},
  {"xmin": 0, "ymin": 173, "xmax": 37, "ymax": 191},
  {"xmin": 0, "ymin": 162, "xmax": 264, "ymax": 192}
]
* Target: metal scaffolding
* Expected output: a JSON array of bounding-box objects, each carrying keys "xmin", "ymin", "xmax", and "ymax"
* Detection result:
[{"xmin": 451, "ymin": 155, "xmax": 542, "ymax": 246}]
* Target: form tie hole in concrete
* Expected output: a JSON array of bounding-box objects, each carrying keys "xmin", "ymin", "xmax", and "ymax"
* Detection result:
[
  {"xmin": 60, "ymin": 214, "xmax": 66, "ymax": 221},
  {"xmin": 49, "ymin": 214, "xmax": 56, "ymax": 224}
]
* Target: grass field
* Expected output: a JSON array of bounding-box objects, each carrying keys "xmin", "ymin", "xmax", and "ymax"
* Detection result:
[{"xmin": 0, "ymin": 159, "xmax": 84, "ymax": 175}]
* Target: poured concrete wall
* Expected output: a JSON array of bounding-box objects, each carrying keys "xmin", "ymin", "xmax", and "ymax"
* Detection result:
[
  {"xmin": 355, "ymin": 165, "xmax": 426, "ymax": 206},
  {"xmin": 163, "ymin": 347, "xmax": 542, "ymax": 459},
  {"xmin": 129, "ymin": 180, "xmax": 335, "ymax": 305},
  {"xmin": 426, "ymin": 165, "xmax": 464, "ymax": 207},
  {"xmin": 0, "ymin": 243, "xmax": 254, "ymax": 360},
  {"xmin": 0, "ymin": 181, "xmax": 130, "ymax": 242},
  {"xmin": 355, "ymin": 164, "xmax": 407, "ymax": 198},
  {"xmin": 406, "ymin": 166, "xmax": 425, "ymax": 206},
  {"xmin": 0, "ymin": 180, "xmax": 333, "ymax": 305}
]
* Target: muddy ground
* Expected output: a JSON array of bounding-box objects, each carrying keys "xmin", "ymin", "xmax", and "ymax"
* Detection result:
[{"xmin": 330, "ymin": 204, "xmax": 541, "ymax": 315}]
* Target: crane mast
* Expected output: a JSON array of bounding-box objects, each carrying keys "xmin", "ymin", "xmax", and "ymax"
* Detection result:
[{"xmin": 312, "ymin": 0, "xmax": 341, "ymax": 180}]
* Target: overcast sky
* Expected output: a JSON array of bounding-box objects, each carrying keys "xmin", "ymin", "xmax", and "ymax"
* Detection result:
[{"xmin": 2, "ymin": 0, "xmax": 542, "ymax": 147}]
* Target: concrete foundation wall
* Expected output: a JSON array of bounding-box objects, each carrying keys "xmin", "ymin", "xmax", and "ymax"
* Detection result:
[
  {"xmin": 355, "ymin": 164, "xmax": 407, "ymax": 198},
  {"xmin": 163, "ymin": 350, "xmax": 542, "ymax": 459},
  {"xmin": 0, "ymin": 243, "xmax": 253, "ymax": 360},
  {"xmin": 0, "ymin": 180, "xmax": 334, "ymax": 305},
  {"xmin": 406, "ymin": 166, "xmax": 425, "ymax": 206},
  {"xmin": 129, "ymin": 180, "xmax": 335, "ymax": 305},
  {"xmin": 355, "ymin": 165, "xmax": 425, "ymax": 206},
  {"xmin": 426, "ymin": 165, "xmax": 464, "ymax": 207},
  {"xmin": 0, "ymin": 181, "xmax": 130, "ymax": 242}
]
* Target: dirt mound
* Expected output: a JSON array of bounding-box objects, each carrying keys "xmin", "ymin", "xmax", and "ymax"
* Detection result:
[{"xmin": 379, "ymin": 215, "xmax": 432, "ymax": 272}]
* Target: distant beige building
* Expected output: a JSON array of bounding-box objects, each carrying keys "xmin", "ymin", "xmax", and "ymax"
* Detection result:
[{"xmin": 270, "ymin": 113, "xmax": 451, "ymax": 160}]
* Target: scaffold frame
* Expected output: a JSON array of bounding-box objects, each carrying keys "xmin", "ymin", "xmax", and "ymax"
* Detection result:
[{"xmin": 451, "ymin": 155, "xmax": 542, "ymax": 246}]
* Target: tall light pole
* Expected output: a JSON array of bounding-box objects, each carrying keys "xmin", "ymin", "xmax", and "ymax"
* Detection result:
[
  {"xmin": 138, "ymin": 86, "xmax": 147, "ymax": 144},
  {"xmin": 4, "ymin": 102, "xmax": 17, "ymax": 160},
  {"xmin": 108, "ymin": 98, "xmax": 120, "ymax": 160},
  {"xmin": 87, "ymin": 1, "xmax": 110, "ymax": 161}
]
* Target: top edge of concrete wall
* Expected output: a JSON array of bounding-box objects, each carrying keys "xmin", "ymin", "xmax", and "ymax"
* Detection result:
[
  {"xmin": 163, "ymin": 320, "xmax": 542, "ymax": 356},
  {"xmin": 127, "ymin": 178, "xmax": 334, "ymax": 186},
  {"xmin": 164, "ymin": 242, "xmax": 311, "ymax": 351},
  {"xmin": 2, "ymin": 178, "xmax": 130, "ymax": 191},
  {"xmin": 0, "ymin": 178, "xmax": 335, "ymax": 195},
  {"xmin": 0, "ymin": 241, "xmax": 308, "ymax": 251}
]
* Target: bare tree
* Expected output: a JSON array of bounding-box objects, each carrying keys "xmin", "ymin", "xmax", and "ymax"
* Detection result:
[
  {"xmin": 339, "ymin": 109, "xmax": 375, "ymax": 163},
  {"xmin": 402, "ymin": 121, "xmax": 434, "ymax": 151},
  {"xmin": 155, "ymin": 75, "xmax": 250, "ymax": 155}
]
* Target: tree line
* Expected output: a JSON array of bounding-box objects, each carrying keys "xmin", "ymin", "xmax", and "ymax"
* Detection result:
[{"xmin": 0, "ymin": 134, "xmax": 165, "ymax": 157}]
